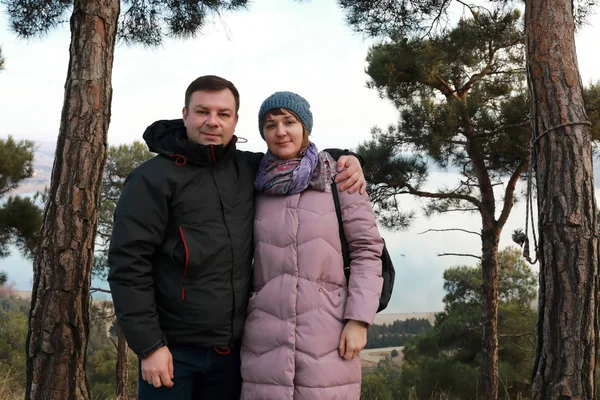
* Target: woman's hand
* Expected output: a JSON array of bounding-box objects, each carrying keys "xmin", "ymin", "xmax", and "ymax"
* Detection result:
[{"xmin": 338, "ymin": 319, "xmax": 368, "ymax": 360}]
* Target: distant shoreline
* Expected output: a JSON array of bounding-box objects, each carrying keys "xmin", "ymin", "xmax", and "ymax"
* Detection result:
[
  {"xmin": 374, "ymin": 312, "xmax": 438, "ymax": 325},
  {"xmin": 9, "ymin": 290, "xmax": 439, "ymax": 321}
]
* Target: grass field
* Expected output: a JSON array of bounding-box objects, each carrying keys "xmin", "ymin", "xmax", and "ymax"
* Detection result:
[{"xmin": 360, "ymin": 346, "xmax": 404, "ymax": 370}]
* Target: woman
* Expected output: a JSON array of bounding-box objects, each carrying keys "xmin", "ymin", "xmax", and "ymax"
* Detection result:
[{"xmin": 240, "ymin": 91, "xmax": 384, "ymax": 400}]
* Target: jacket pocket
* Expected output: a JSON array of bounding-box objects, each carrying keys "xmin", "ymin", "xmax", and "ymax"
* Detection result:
[
  {"xmin": 170, "ymin": 232, "xmax": 186, "ymax": 266},
  {"xmin": 316, "ymin": 281, "xmax": 345, "ymax": 314},
  {"xmin": 153, "ymin": 257, "xmax": 184, "ymax": 319}
]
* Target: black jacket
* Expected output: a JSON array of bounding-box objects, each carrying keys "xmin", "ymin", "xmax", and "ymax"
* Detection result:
[
  {"xmin": 107, "ymin": 119, "xmax": 358, "ymax": 358},
  {"xmin": 108, "ymin": 119, "xmax": 262, "ymax": 357}
]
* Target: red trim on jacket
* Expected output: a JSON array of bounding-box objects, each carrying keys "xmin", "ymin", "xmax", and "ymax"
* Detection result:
[{"xmin": 170, "ymin": 154, "xmax": 187, "ymax": 166}]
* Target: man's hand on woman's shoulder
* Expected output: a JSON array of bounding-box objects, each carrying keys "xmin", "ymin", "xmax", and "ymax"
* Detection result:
[{"xmin": 334, "ymin": 155, "xmax": 366, "ymax": 195}]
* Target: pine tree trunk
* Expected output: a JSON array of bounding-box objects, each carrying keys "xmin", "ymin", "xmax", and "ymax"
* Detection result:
[
  {"xmin": 25, "ymin": 0, "xmax": 119, "ymax": 399},
  {"xmin": 526, "ymin": 0, "xmax": 599, "ymax": 398},
  {"xmin": 116, "ymin": 325, "xmax": 130, "ymax": 400},
  {"xmin": 464, "ymin": 107, "xmax": 501, "ymax": 400},
  {"xmin": 480, "ymin": 227, "xmax": 499, "ymax": 400}
]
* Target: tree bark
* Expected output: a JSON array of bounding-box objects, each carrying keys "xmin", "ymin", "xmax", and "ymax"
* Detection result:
[
  {"xmin": 526, "ymin": 0, "xmax": 599, "ymax": 398},
  {"xmin": 116, "ymin": 325, "xmax": 130, "ymax": 400},
  {"xmin": 480, "ymin": 225, "xmax": 500, "ymax": 400},
  {"xmin": 25, "ymin": 0, "xmax": 120, "ymax": 398}
]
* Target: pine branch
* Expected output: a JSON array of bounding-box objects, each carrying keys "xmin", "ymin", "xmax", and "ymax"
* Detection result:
[
  {"xmin": 438, "ymin": 207, "xmax": 481, "ymax": 212},
  {"xmin": 437, "ymin": 252, "xmax": 482, "ymax": 260},
  {"xmin": 458, "ymin": 179, "xmax": 481, "ymax": 188},
  {"xmin": 498, "ymin": 332, "xmax": 533, "ymax": 338},
  {"xmin": 91, "ymin": 287, "xmax": 111, "ymax": 294},
  {"xmin": 91, "ymin": 311, "xmax": 115, "ymax": 321},
  {"xmin": 497, "ymin": 160, "xmax": 528, "ymax": 229},
  {"xmin": 459, "ymin": 42, "xmax": 496, "ymax": 96},
  {"xmin": 420, "ymin": 0, "xmax": 452, "ymax": 39},
  {"xmin": 474, "ymin": 122, "xmax": 530, "ymax": 139},
  {"xmin": 433, "ymin": 76, "xmax": 458, "ymax": 99},
  {"xmin": 495, "ymin": 38, "xmax": 525, "ymax": 52},
  {"xmin": 96, "ymin": 231, "xmax": 112, "ymax": 241},
  {"xmin": 455, "ymin": 0, "xmax": 494, "ymax": 19},
  {"xmin": 419, "ymin": 228, "xmax": 482, "ymax": 237},
  {"xmin": 486, "ymin": 68, "xmax": 526, "ymax": 76},
  {"xmin": 403, "ymin": 182, "xmax": 483, "ymax": 208},
  {"xmin": 506, "ymin": 340, "xmax": 535, "ymax": 353}
]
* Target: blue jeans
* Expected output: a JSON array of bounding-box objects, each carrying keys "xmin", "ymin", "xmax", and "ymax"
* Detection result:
[{"xmin": 138, "ymin": 345, "xmax": 241, "ymax": 400}]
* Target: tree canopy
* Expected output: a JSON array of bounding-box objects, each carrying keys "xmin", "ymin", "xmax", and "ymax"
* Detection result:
[
  {"xmin": 4, "ymin": 0, "xmax": 250, "ymax": 45},
  {"xmin": 358, "ymin": 9, "xmax": 529, "ymax": 229},
  {"xmin": 366, "ymin": 318, "xmax": 432, "ymax": 349},
  {"xmin": 0, "ymin": 137, "xmax": 42, "ymax": 259},
  {"xmin": 94, "ymin": 141, "xmax": 153, "ymax": 279},
  {"xmin": 0, "ymin": 136, "xmax": 34, "ymax": 197},
  {"xmin": 338, "ymin": 0, "xmax": 595, "ymax": 38},
  {"xmin": 389, "ymin": 247, "xmax": 537, "ymax": 399}
]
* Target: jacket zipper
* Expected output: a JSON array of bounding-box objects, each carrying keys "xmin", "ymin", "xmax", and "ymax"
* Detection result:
[
  {"xmin": 209, "ymin": 136, "xmax": 238, "ymax": 165},
  {"xmin": 209, "ymin": 168, "xmax": 237, "ymax": 346},
  {"xmin": 179, "ymin": 226, "xmax": 189, "ymax": 300}
]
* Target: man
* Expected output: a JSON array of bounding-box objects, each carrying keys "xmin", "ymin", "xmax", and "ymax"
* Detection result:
[{"xmin": 108, "ymin": 75, "xmax": 366, "ymax": 399}]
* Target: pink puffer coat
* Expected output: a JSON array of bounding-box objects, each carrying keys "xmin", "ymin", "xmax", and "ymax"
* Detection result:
[{"xmin": 240, "ymin": 187, "xmax": 384, "ymax": 400}]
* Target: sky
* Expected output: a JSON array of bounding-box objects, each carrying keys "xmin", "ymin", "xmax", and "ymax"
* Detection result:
[{"xmin": 1, "ymin": 0, "xmax": 600, "ymax": 313}]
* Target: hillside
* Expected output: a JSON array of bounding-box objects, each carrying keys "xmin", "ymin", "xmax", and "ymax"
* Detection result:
[{"xmin": 374, "ymin": 312, "xmax": 437, "ymax": 325}]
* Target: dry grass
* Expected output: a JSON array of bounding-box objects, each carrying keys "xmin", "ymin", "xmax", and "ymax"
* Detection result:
[
  {"xmin": 0, "ymin": 369, "xmax": 25, "ymax": 400},
  {"xmin": 361, "ymin": 386, "xmax": 456, "ymax": 400},
  {"xmin": 360, "ymin": 380, "xmax": 529, "ymax": 400}
]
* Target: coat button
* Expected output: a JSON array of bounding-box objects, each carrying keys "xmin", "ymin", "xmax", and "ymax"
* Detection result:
[{"xmin": 318, "ymin": 288, "xmax": 322, "ymax": 292}]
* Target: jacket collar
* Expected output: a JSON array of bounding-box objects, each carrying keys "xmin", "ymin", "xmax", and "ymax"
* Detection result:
[{"xmin": 143, "ymin": 119, "xmax": 237, "ymax": 166}]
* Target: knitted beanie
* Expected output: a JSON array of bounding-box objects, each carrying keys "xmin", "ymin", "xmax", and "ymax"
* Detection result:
[{"xmin": 258, "ymin": 91, "xmax": 313, "ymax": 139}]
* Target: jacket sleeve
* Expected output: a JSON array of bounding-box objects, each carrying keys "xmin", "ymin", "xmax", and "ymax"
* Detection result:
[
  {"xmin": 338, "ymin": 188, "xmax": 383, "ymax": 326},
  {"xmin": 239, "ymin": 150, "xmax": 265, "ymax": 174},
  {"xmin": 107, "ymin": 165, "xmax": 170, "ymax": 358},
  {"xmin": 323, "ymin": 148, "xmax": 364, "ymax": 166}
]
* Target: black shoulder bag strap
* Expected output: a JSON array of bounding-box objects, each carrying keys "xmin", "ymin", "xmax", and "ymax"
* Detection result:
[{"xmin": 331, "ymin": 182, "xmax": 351, "ymax": 283}]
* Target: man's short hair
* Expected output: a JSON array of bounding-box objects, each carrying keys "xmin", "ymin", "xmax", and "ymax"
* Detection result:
[{"xmin": 185, "ymin": 75, "xmax": 240, "ymax": 113}]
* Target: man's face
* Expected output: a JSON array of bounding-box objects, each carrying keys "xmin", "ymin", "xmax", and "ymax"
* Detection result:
[{"xmin": 182, "ymin": 89, "xmax": 239, "ymax": 146}]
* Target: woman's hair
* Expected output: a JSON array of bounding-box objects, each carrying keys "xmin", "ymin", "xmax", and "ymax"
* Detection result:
[{"xmin": 263, "ymin": 108, "xmax": 310, "ymax": 149}]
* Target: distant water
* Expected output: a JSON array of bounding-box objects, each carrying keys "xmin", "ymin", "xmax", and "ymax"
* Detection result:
[
  {"xmin": 0, "ymin": 247, "xmax": 111, "ymax": 300},
  {"xmin": 0, "ymin": 193, "xmax": 110, "ymax": 300}
]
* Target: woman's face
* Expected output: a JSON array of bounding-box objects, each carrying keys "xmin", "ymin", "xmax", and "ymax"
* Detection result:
[{"xmin": 263, "ymin": 109, "xmax": 305, "ymax": 160}]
